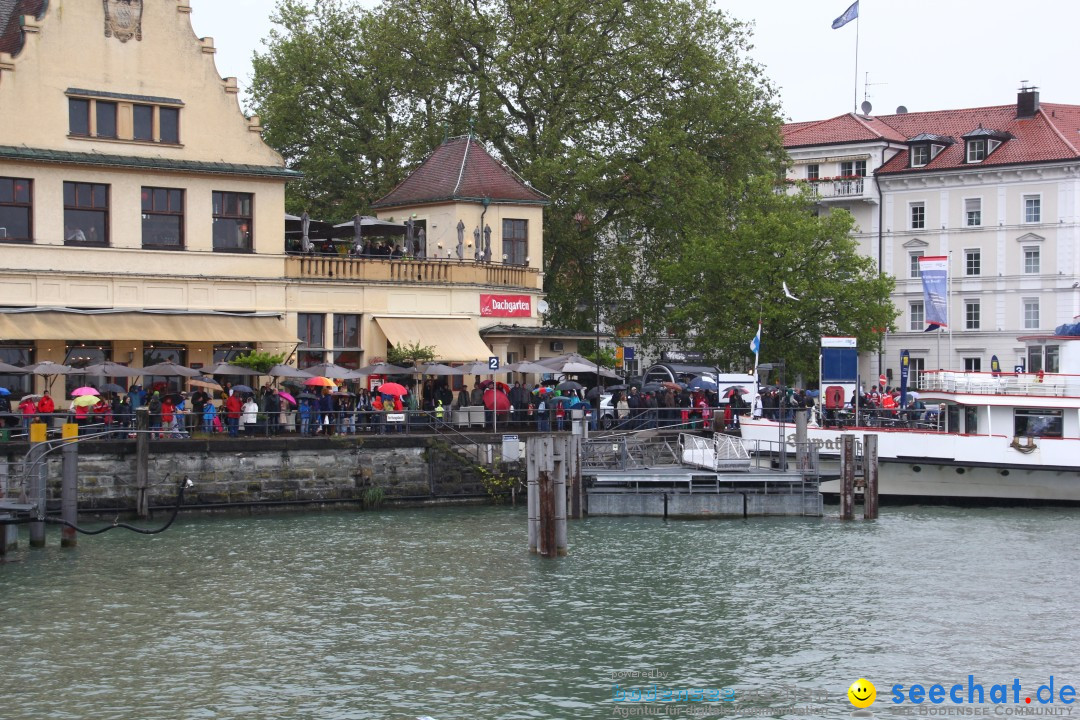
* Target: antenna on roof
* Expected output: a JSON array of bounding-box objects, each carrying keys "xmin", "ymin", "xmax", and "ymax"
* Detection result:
[
  {"xmin": 861, "ymin": 72, "xmax": 886, "ymax": 116},
  {"xmin": 860, "ymin": 100, "xmax": 873, "ymax": 116}
]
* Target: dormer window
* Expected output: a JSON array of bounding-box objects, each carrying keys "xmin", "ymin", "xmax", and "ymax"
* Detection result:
[
  {"xmin": 906, "ymin": 133, "xmax": 953, "ymax": 169},
  {"xmin": 962, "ymin": 126, "xmax": 1009, "ymax": 164},
  {"xmin": 911, "ymin": 145, "xmax": 930, "ymax": 167}
]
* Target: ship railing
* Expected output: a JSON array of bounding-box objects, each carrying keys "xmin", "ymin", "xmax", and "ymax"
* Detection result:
[{"xmin": 919, "ymin": 370, "xmax": 1076, "ymax": 397}]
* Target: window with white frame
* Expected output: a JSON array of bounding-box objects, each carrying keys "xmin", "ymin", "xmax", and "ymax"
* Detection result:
[
  {"xmin": 911, "ymin": 146, "xmax": 929, "ymax": 167},
  {"xmin": 910, "ymin": 202, "xmax": 925, "ymax": 230},
  {"xmin": 1023, "ymin": 298, "xmax": 1040, "ymax": 330},
  {"xmin": 909, "ymin": 301, "xmax": 924, "ymax": 331},
  {"xmin": 1024, "ymin": 195, "xmax": 1041, "ymax": 223},
  {"xmin": 964, "ymin": 249, "xmax": 981, "ymax": 276},
  {"xmin": 965, "ymin": 198, "xmax": 982, "ymax": 227},
  {"xmin": 840, "ymin": 160, "xmax": 866, "ymax": 177},
  {"xmin": 967, "ymin": 139, "xmax": 987, "ymax": 163},
  {"xmin": 910, "ymin": 357, "xmax": 925, "ymax": 389},
  {"xmin": 965, "ymin": 300, "xmax": 980, "ymax": 330},
  {"xmin": 806, "ymin": 164, "xmax": 819, "ymax": 181},
  {"xmin": 1023, "ymin": 246, "xmax": 1040, "ymax": 274},
  {"xmin": 909, "ymin": 251, "xmax": 924, "ymax": 278}
]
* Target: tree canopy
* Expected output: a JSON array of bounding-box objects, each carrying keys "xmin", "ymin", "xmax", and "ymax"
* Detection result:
[{"xmin": 251, "ymin": 0, "xmax": 896, "ymax": 377}]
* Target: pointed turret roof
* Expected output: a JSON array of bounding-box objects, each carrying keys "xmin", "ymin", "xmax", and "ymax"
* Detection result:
[
  {"xmin": 373, "ymin": 135, "xmax": 549, "ymax": 209},
  {"xmin": 0, "ymin": 0, "xmax": 44, "ymax": 56}
]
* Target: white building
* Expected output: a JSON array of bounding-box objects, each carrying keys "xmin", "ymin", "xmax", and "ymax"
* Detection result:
[{"xmin": 783, "ymin": 88, "xmax": 1080, "ymax": 383}]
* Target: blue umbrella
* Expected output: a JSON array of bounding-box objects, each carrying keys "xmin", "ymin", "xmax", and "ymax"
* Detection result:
[{"xmin": 0, "ymin": 387, "xmax": 10, "ymax": 396}]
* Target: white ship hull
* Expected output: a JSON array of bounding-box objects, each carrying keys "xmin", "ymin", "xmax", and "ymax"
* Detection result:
[{"xmin": 738, "ymin": 417, "xmax": 1080, "ymax": 503}]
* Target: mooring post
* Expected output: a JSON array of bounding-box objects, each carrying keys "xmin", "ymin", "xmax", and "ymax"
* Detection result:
[
  {"xmin": 135, "ymin": 407, "xmax": 150, "ymax": 519},
  {"xmin": 60, "ymin": 424, "xmax": 79, "ymax": 548},
  {"xmin": 568, "ymin": 435, "xmax": 582, "ymax": 520},
  {"xmin": 526, "ymin": 435, "xmax": 550, "ymax": 553},
  {"xmin": 0, "ymin": 455, "xmax": 16, "ymax": 552},
  {"xmin": 29, "ymin": 421, "xmax": 48, "ymax": 547},
  {"xmin": 863, "ymin": 433, "xmax": 879, "ymax": 520},
  {"xmin": 840, "ymin": 433, "xmax": 855, "ymax": 520},
  {"xmin": 553, "ymin": 436, "xmax": 568, "ymax": 556},
  {"xmin": 795, "ymin": 409, "xmax": 809, "ymax": 470}
]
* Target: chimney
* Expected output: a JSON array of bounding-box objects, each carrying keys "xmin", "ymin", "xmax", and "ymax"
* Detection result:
[{"xmin": 1017, "ymin": 85, "xmax": 1040, "ymax": 119}]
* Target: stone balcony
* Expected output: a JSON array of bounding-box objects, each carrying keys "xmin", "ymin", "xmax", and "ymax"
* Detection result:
[{"xmin": 285, "ymin": 256, "xmax": 543, "ymax": 290}]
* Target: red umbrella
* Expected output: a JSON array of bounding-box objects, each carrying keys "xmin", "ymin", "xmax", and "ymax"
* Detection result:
[
  {"xmin": 479, "ymin": 379, "xmax": 511, "ymax": 393},
  {"xmin": 483, "ymin": 389, "xmax": 511, "ymax": 411},
  {"xmin": 378, "ymin": 382, "xmax": 409, "ymax": 396},
  {"xmin": 304, "ymin": 376, "xmax": 335, "ymax": 387}
]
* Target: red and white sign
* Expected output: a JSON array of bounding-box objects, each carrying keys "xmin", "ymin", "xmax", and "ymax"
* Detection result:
[{"xmin": 480, "ymin": 294, "xmax": 532, "ymax": 317}]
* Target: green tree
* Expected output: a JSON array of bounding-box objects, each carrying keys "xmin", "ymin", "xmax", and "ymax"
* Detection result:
[
  {"xmin": 250, "ymin": 0, "xmax": 785, "ymax": 320},
  {"xmin": 386, "ymin": 341, "xmax": 436, "ymax": 367},
  {"xmin": 652, "ymin": 181, "xmax": 898, "ymax": 379},
  {"xmin": 229, "ymin": 349, "xmax": 286, "ymax": 373}
]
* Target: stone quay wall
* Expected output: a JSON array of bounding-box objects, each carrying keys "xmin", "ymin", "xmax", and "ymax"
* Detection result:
[{"xmin": 0, "ymin": 436, "xmax": 516, "ymax": 515}]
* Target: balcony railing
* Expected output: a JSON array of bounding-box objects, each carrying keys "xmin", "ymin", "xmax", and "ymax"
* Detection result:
[
  {"xmin": 782, "ymin": 177, "xmax": 868, "ymax": 200},
  {"xmin": 285, "ymin": 256, "xmax": 543, "ymax": 290}
]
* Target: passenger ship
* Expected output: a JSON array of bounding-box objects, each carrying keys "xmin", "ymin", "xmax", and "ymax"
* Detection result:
[{"xmin": 738, "ymin": 332, "xmax": 1080, "ymax": 504}]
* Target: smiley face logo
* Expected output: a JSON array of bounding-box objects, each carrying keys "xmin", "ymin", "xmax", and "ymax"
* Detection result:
[{"xmin": 848, "ymin": 678, "xmax": 876, "ymax": 708}]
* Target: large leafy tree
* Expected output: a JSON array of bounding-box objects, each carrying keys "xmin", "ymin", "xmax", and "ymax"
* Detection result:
[
  {"xmin": 652, "ymin": 182, "xmax": 898, "ymax": 379},
  {"xmin": 250, "ymin": 0, "xmax": 896, "ymax": 374}
]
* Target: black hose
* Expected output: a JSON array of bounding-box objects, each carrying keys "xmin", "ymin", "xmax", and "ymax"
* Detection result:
[{"xmin": 43, "ymin": 477, "xmax": 192, "ymax": 536}]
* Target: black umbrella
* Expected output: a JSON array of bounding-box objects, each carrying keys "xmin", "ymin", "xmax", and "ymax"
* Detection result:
[
  {"xmin": 99, "ymin": 382, "xmax": 126, "ymax": 393},
  {"xmin": 556, "ymin": 380, "xmax": 584, "ymax": 392},
  {"xmin": 640, "ymin": 383, "xmax": 664, "ymax": 393},
  {"xmin": 723, "ymin": 386, "xmax": 750, "ymax": 398},
  {"xmin": 585, "ymin": 386, "xmax": 602, "ymax": 400},
  {"xmin": 298, "ymin": 392, "xmax": 319, "ymax": 400},
  {"xmin": 231, "ymin": 384, "xmax": 254, "ymax": 394}
]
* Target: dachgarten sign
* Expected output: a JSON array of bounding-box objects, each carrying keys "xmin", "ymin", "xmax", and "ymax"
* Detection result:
[{"xmin": 480, "ymin": 294, "xmax": 532, "ymax": 317}]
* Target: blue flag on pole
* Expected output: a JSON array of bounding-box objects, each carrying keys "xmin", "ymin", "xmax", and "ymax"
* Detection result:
[
  {"xmin": 832, "ymin": 0, "xmax": 859, "ymax": 29},
  {"xmin": 750, "ymin": 323, "xmax": 761, "ymax": 354}
]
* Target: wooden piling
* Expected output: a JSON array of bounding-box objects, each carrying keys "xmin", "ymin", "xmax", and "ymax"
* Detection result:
[
  {"xmin": 135, "ymin": 407, "xmax": 150, "ymax": 519},
  {"xmin": 526, "ymin": 435, "xmax": 567, "ymax": 558},
  {"xmin": 60, "ymin": 424, "xmax": 79, "ymax": 548},
  {"xmin": 28, "ymin": 422, "xmax": 47, "ymax": 547},
  {"xmin": 863, "ymin": 433, "xmax": 879, "ymax": 520},
  {"xmin": 0, "ymin": 456, "xmax": 16, "ymax": 552},
  {"xmin": 795, "ymin": 409, "xmax": 809, "ymax": 470},
  {"xmin": 840, "ymin": 433, "xmax": 855, "ymax": 520},
  {"xmin": 568, "ymin": 435, "xmax": 583, "ymax": 520}
]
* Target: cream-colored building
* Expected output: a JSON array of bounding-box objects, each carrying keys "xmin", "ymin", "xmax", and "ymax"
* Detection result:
[
  {"xmin": 0, "ymin": 0, "xmax": 563, "ymax": 395},
  {"xmin": 783, "ymin": 89, "xmax": 1080, "ymax": 383}
]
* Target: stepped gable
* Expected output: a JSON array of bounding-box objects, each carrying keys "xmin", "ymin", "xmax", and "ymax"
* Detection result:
[
  {"xmin": 373, "ymin": 135, "xmax": 549, "ymax": 209},
  {"xmin": 0, "ymin": 0, "xmax": 44, "ymax": 56}
]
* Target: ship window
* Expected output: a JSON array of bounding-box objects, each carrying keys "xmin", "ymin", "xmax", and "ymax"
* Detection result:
[{"xmin": 1014, "ymin": 408, "xmax": 1062, "ymax": 438}]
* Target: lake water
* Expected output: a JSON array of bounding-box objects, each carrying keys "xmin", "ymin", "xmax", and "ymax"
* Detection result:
[{"xmin": 1, "ymin": 505, "xmax": 1078, "ymax": 719}]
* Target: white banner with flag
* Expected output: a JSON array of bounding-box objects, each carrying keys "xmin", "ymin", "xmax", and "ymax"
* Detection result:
[
  {"xmin": 919, "ymin": 255, "xmax": 949, "ymax": 328},
  {"xmin": 832, "ymin": 0, "xmax": 859, "ymax": 29}
]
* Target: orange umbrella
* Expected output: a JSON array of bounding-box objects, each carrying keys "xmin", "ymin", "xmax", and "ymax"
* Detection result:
[{"xmin": 304, "ymin": 376, "xmax": 335, "ymax": 387}]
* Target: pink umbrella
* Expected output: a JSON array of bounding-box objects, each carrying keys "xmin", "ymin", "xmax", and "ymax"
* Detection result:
[
  {"xmin": 278, "ymin": 391, "xmax": 297, "ymax": 406},
  {"xmin": 71, "ymin": 386, "xmax": 99, "ymax": 397}
]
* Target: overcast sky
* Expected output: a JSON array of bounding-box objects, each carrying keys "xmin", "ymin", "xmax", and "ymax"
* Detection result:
[{"xmin": 190, "ymin": 0, "xmax": 1078, "ymax": 123}]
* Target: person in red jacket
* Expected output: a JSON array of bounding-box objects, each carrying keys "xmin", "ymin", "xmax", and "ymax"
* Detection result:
[
  {"xmin": 36, "ymin": 390, "xmax": 55, "ymax": 415},
  {"xmin": 225, "ymin": 392, "xmax": 242, "ymax": 437}
]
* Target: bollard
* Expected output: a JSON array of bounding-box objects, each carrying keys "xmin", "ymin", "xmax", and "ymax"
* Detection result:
[
  {"xmin": 568, "ymin": 435, "xmax": 583, "ymax": 520},
  {"xmin": 863, "ymin": 434, "xmax": 879, "ymax": 520},
  {"xmin": 526, "ymin": 435, "xmax": 566, "ymax": 557},
  {"xmin": 135, "ymin": 407, "xmax": 150, "ymax": 519},
  {"xmin": 61, "ymin": 424, "xmax": 79, "ymax": 548},
  {"xmin": 552, "ymin": 436, "xmax": 567, "ymax": 556},
  {"xmin": 526, "ymin": 435, "xmax": 548, "ymax": 553},
  {"xmin": 840, "ymin": 433, "xmax": 855, "ymax": 520},
  {"xmin": 29, "ymin": 421, "xmax": 47, "ymax": 547}
]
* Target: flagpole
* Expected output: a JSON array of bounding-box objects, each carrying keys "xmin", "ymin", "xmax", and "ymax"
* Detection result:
[{"xmin": 853, "ymin": 12, "xmax": 860, "ymax": 114}]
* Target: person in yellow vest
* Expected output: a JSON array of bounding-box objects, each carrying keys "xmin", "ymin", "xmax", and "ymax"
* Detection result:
[{"xmin": 435, "ymin": 398, "xmax": 445, "ymax": 427}]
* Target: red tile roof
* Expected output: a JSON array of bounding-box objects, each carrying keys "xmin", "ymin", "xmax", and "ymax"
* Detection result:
[
  {"xmin": 373, "ymin": 135, "xmax": 549, "ymax": 209},
  {"xmin": 783, "ymin": 99, "xmax": 1080, "ymax": 175},
  {"xmin": 0, "ymin": 0, "xmax": 44, "ymax": 57}
]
